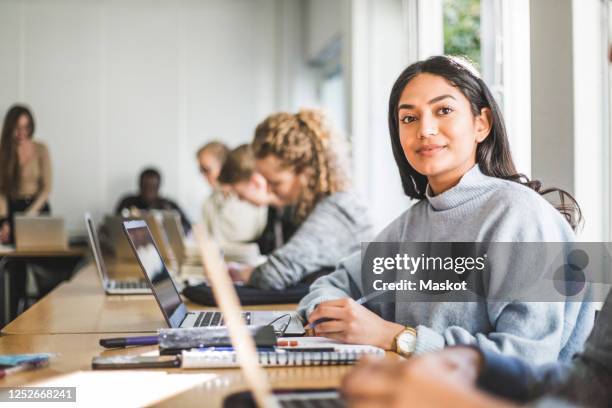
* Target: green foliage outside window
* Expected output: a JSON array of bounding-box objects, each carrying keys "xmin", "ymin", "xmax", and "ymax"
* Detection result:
[{"xmin": 443, "ymin": 0, "xmax": 481, "ymax": 66}]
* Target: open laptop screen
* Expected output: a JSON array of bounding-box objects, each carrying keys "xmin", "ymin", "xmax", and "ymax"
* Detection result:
[
  {"xmin": 84, "ymin": 213, "xmax": 109, "ymax": 282},
  {"xmin": 123, "ymin": 220, "xmax": 183, "ymax": 324}
]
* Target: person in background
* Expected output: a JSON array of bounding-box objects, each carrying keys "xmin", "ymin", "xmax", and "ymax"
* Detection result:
[
  {"xmin": 0, "ymin": 104, "xmax": 52, "ymax": 245},
  {"xmin": 230, "ymin": 109, "xmax": 373, "ymax": 290},
  {"xmin": 197, "ymin": 141, "xmax": 267, "ymax": 245},
  {"xmin": 217, "ymin": 144, "xmax": 298, "ymax": 255},
  {"xmin": 115, "ymin": 167, "xmax": 192, "ymax": 233},
  {"xmin": 298, "ymin": 56, "xmax": 592, "ymax": 364},
  {"xmin": 341, "ymin": 287, "xmax": 612, "ymax": 408},
  {"xmin": 0, "ymin": 104, "xmax": 53, "ymax": 319}
]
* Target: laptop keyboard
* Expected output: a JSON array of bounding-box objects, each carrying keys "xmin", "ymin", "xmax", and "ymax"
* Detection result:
[
  {"xmin": 276, "ymin": 392, "xmax": 344, "ymax": 408},
  {"xmin": 279, "ymin": 399, "xmax": 344, "ymax": 408},
  {"xmin": 112, "ymin": 280, "xmax": 149, "ymax": 290},
  {"xmin": 193, "ymin": 311, "xmax": 252, "ymax": 327}
]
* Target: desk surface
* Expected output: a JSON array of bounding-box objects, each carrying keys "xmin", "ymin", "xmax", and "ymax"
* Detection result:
[
  {"xmin": 0, "ymin": 245, "xmax": 88, "ymax": 257},
  {"xmin": 0, "ymin": 332, "xmax": 380, "ymax": 407},
  {"xmin": 2, "ymin": 264, "xmax": 297, "ymax": 335}
]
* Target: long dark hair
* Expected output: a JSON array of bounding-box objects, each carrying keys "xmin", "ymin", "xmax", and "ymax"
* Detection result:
[
  {"xmin": 0, "ymin": 104, "xmax": 36, "ymax": 198},
  {"xmin": 388, "ymin": 56, "xmax": 582, "ymax": 231}
]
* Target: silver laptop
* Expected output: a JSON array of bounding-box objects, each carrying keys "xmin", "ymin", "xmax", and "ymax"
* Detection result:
[
  {"xmin": 103, "ymin": 215, "xmax": 137, "ymax": 261},
  {"xmin": 122, "ymin": 219, "xmax": 305, "ymax": 335},
  {"xmin": 84, "ymin": 213, "xmax": 150, "ymax": 295},
  {"xmin": 161, "ymin": 210, "xmax": 186, "ymax": 264},
  {"xmin": 14, "ymin": 215, "xmax": 67, "ymax": 250}
]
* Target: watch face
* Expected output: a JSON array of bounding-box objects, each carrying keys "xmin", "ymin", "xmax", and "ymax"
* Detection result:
[{"xmin": 397, "ymin": 331, "xmax": 417, "ymax": 354}]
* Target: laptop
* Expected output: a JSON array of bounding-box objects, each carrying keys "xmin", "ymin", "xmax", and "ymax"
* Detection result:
[
  {"xmin": 122, "ymin": 219, "xmax": 305, "ymax": 335},
  {"xmin": 105, "ymin": 212, "xmax": 177, "ymax": 266},
  {"xmin": 14, "ymin": 215, "xmax": 68, "ymax": 251},
  {"xmin": 103, "ymin": 215, "xmax": 137, "ymax": 261},
  {"xmin": 84, "ymin": 213, "xmax": 150, "ymax": 295}
]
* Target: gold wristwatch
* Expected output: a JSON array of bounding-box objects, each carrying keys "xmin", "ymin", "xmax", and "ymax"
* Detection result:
[{"xmin": 394, "ymin": 327, "xmax": 417, "ymax": 358}]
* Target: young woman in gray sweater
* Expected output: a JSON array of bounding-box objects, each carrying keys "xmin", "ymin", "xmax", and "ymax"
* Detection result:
[
  {"xmin": 299, "ymin": 56, "xmax": 593, "ymax": 364},
  {"xmin": 232, "ymin": 109, "xmax": 373, "ymax": 290}
]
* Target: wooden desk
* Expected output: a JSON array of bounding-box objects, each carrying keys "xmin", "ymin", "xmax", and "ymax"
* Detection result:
[
  {"xmin": 2, "ymin": 263, "xmax": 296, "ymax": 335},
  {"xmin": 0, "ymin": 246, "xmax": 88, "ymax": 326},
  {"xmin": 0, "ymin": 332, "xmax": 381, "ymax": 407}
]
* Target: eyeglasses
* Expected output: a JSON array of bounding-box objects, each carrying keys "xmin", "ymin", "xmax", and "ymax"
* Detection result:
[{"xmin": 199, "ymin": 166, "xmax": 212, "ymax": 175}]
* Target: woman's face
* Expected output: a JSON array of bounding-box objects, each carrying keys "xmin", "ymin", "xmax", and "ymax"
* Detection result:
[
  {"xmin": 397, "ymin": 73, "xmax": 491, "ymax": 192},
  {"xmin": 198, "ymin": 151, "xmax": 222, "ymax": 188},
  {"xmin": 231, "ymin": 173, "xmax": 282, "ymax": 207},
  {"xmin": 13, "ymin": 114, "xmax": 32, "ymax": 143},
  {"xmin": 255, "ymin": 155, "xmax": 304, "ymax": 205}
]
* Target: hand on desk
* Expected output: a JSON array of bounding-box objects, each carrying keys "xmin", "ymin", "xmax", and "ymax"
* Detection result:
[
  {"xmin": 342, "ymin": 347, "xmax": 514, "ymax": 408},
  {"xmin": 226, "ymin": 262, "xmax": 254, "ymax": 283},
  {"xmin": 0, "ymin": 222, "xmax": 10, "ymax": 244},
  {"xmin": 307, "ymin": 298, "xmax": 404, "ymax": 350}
]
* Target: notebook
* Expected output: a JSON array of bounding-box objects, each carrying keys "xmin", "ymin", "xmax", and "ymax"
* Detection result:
[
  {"xmin": 181, "ymin": 346, "xmax": 384, "ymax": 368},
  {"xmin": 181, "ymin": 337, "xmax": 384, "ymax": 368}
]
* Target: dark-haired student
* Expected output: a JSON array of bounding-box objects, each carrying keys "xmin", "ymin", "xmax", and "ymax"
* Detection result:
[
  {"xmin": 217, "ymin": 144, "xmax": 298, "ymax": 255},
  {"xmin": 231, "ymin": 109, "xmax": 374, "ymax": 289},
  {"xmin": 115, "ymin": 167, "xmax": 192, "ymax": 233},
  {"xmin": 0, "ymin": 104, "xmax": 52, "ymax": 245},
  {"xmin": 0, "ymin": 104, "xmax": 52, "ymax": 318},
  {"xmin": 299, "ymin": 56, "xmax": 593, "ymax": 364},
  {"xmin": 342, "ymin": 287, "xmax": 612, "ymax": 408}
]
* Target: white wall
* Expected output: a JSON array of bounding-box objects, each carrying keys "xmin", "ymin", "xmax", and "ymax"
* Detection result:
[
  {"xmin": 0, "ymin": 0, "xmax": 304, "ymax": 234},
  {"xmin": 530, "ymin": 0, "xmax": 608, "ymax": 241},
  {"xmin": 347, "ymin": 0, "xmax": 413, "ymax": 232}
]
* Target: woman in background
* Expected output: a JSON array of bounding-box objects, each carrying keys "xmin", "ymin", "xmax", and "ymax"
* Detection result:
[
  {"xmin": 0, "ymin": 104, "xmax": 52, "ymax": 319},
  {"xmin": 233, "ymin": 109, "xmax": 373, "ymax": 290},
  {"xmin": 0, "ymin": 104, "xmax": 52, "ymax": 245},
  {"xmin": 196, "ymin": 140, "xmax": 267, "ymax": 246},
  {"xmin": 217, "ymin": 144, "xmax": 298, "ymax": 255}
]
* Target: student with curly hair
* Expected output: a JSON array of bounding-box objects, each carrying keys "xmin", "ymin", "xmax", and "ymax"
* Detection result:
[{"xmin": 233, "ymin": 109, "xmax": 374, "ymax": 290}]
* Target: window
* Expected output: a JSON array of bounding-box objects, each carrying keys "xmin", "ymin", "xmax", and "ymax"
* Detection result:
[{"xmin": 443, "ymin": 0, "xmax": 481, "ymax": 66}]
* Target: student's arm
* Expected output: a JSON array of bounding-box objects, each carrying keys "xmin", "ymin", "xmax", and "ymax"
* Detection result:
[
  {"xmin": 296, "ymin": 251, "xmax": 363, "ymax": 320},
  {"xmin": 248, "ymin": 194, "xmax": 371, "ymax": 290},
  {"xmin": 26, "ymin": 143, "xmax": 52, "ymax": 215},
  {"xmin": 0, "ymin": 193, "xmax": 7, "ymax": 222}
]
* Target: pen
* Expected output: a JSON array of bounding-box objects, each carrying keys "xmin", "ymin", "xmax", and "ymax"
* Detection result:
[
  {"xmin": 305, "ymin": 290, "xmax": 389, "ymax": 330},
  {"xmin": 99, "ymin": 335, "xmax": 159, "ymax": 349},
  {"xmin": 0, "ymin": 359, "xmax": 49, "ymax": 379}
]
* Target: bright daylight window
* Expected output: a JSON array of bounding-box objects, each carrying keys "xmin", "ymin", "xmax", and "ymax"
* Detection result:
[{"xmin": 443, "ymin": 0, "xmax": 481, "ymax": 66}]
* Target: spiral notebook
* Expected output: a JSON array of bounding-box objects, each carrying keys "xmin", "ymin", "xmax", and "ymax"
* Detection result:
[{"xmin": 181, "ymin": 345, "xmax": 384, "ymax": 368}]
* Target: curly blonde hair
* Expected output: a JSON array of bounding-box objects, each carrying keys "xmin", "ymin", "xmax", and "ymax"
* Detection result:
[{"xmin": 252, "ymin": 109, "xmax": 349, "ymax": 224}]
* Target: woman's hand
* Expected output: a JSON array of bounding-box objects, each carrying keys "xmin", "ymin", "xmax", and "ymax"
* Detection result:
[
  {"xmin": 0, "ymin": 222, "xmax": 10, "ymax": 244},
  {"xmin": 307, "ymin": 298, "xmax": 404, "ymax": 349},
  {"xmin": 226, "ymin": 262, "xmax": 254, "ymax": 283},
  {"xmin": 342, "ymin": 350, "xmax": 514, "ymax": 408}
]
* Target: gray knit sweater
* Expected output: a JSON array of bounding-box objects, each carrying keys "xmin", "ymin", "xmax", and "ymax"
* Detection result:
[
  {"xmin": 298, "ymin": 165, "xmax": 594, "ymax": 363},
  {"xmin": 248, "ymin": 192, "xmax": 374, "ymax": 290}
]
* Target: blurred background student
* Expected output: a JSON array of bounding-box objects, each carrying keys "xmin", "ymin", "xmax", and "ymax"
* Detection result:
[
  {"xmin": 231, "ymin": 109, "xmax": 373, "ymax": 290},
  {"xmin": 0, "ymin": 104, "xmax": 52, "ymax": 245},
  {"xmin": 196, "ymin": 141, "xmax": 266, "ymax": 245},
  {"xmin": 0, "ymin": 104, "xmax": 56, "ymax": 318},
  {"xmin": 115, "ymin": 167, "xmax": 192, "ymax": 233},
  {"xmin": 217, "ymin": 143, "xmax": 298, "ymax": 255}
]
